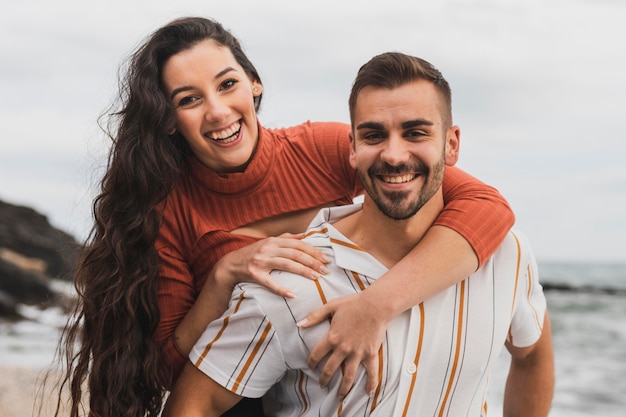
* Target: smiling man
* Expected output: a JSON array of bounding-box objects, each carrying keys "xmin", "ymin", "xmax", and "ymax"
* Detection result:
[{"xmin": 163, "ymin": 52, "xmax": 554, "ymax": 417}]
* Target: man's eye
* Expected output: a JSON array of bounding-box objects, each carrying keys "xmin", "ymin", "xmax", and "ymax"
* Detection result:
[
  {"xmin": 406, "ymin": 130, "xmax": 426, "ymax": 139},
  {"xmin": 362, "ymin": 132, "xmax": 385, "ymax": 142}
]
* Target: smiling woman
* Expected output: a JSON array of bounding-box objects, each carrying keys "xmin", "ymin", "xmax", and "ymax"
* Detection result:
[
  {"xmin": 51, "ymin": 16, "xmax": 515, "ymax": 417},
  {"xmin": 162, "ymin": 39, "xmax": 264, "ymax": 172}
]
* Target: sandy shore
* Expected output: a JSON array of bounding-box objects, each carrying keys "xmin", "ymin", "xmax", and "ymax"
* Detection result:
[{"xmin": 0, "ymin": 365, "xmax": 65, "ymax": 417}]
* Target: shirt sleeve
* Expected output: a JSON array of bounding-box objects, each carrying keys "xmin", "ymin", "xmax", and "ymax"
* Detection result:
[
  {"xmin": 154, "ymin": 201, "xmax": 198, "ymax": 388},
  {"xmin": 189, "ymin": 289, "xmax": 286, "ymax": 398},
  {"xmin": 155, "ymin": 243, "xmax": 196, "ymax": 387},
  {"xmin": 438, "ymin": 165, "xmax": 515, "ymax": 266},
  {"xmin": 508, "ymin": 230, "xmax": 547, "ymax": 347}
]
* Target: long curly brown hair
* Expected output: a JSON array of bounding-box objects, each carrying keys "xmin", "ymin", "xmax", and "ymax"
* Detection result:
[{"xmin": 52, "ymin": 17, "xmax": 263, "ymax": 417}]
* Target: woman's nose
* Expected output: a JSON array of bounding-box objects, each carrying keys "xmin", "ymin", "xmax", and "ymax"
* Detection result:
[{"xmin": 203, "ymin": 96, "xmax": 229, "ymax": 123}]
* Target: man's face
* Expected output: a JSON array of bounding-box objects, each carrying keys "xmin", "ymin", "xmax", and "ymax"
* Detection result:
[{"xmin": 350, "ymin": 79, "xmax": 459, "ymax": 220}]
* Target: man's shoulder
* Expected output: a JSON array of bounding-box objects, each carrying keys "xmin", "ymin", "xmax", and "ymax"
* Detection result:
[{"xmin": 478, "ymin": 229, "xmax": 536, "ymax": 273}]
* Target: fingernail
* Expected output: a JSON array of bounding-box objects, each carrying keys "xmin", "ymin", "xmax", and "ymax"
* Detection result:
[
  {"xmin": 296, "ymin": 318, "xmax": 308, "ymax": 327},
  {"xmin": 286, "ymin": 291, "xmax": 296, "ymax": 299},
  {"xmin": 368, "ymin": 390, "xmax": 375, "ymax": 397},
  {"xmin": 322, "ymin": 254, "xmax": 331, "ymax": 263},
  {"xmin": 320, "ymin": 265, "xmax": 329, "ymax": 275}
]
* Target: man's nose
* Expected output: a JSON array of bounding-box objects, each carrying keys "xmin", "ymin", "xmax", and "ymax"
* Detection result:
[{"xmin": 380, "ymin": 134, "xmax": 410, "ymax": 166}]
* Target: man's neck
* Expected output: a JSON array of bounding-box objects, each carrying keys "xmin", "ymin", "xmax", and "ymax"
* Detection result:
[{"xmin": 334, "ymin": 194, "xmax": 444, "ymax": 268}]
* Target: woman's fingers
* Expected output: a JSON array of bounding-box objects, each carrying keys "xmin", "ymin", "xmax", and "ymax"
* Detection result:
[
  {"xmin": 247, "ymin": 237, "xmax": 329, "ymax": 281},
  {"xmin": 256, "ymin": 274, "xmax": 296, "ymax": 299},
  {"xmin": 220, "ymin": 236, "xmax": 330, "ymax": 297}
]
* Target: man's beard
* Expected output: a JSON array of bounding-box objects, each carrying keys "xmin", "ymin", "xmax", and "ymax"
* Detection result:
[{"xmin": 357, "ymin": 157, "xmax": 445, "ymax": 220}]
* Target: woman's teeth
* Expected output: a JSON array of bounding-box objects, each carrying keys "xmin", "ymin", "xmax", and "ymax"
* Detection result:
[{"xmin": 207, "ymin": 122, "xmax": 241, "ymax": 143}]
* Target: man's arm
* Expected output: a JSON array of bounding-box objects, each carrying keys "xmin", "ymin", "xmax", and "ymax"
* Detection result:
[
  {"xmin": 503, "ymin": 311, "xmax": 555, "ymax": 417},
  {"xmin": 163, "ymin": 361, "xmax": 243, "ymax": 417}
]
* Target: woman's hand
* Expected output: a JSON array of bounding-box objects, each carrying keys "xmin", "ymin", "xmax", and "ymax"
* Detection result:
[
  {"xmin": 213, "ymin": 233, "xmax": 329, "ymax": 298},
  {"xmin": 176, "ymin": 233, "xmax": 329, "ymax": 360},
  {"xmin": 298, "ymin": 291, "xmax": 390, "ymax": 398}
]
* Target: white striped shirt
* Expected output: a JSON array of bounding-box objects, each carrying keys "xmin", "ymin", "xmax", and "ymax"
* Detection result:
[{"xmin": 190, "ymin": 204, "xmax": 547, "ymax": 416}]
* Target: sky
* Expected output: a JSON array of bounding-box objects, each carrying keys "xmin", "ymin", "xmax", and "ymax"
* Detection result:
[{"xmin": 1, "ymin": 0, "xmax": 625, "ymax": 263}]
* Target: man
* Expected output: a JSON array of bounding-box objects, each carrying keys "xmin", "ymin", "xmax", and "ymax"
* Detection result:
[{"xmin": 163, "ymin": 52, "xmax": 554, "ymax": 417}]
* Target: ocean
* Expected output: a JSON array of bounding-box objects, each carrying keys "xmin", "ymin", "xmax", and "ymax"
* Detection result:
[{"xmin": 1, "ymin": 262, "xmax": 625, "ymax": 416}]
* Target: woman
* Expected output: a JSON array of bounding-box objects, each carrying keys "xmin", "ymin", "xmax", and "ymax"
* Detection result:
[{"xmin": 55, "ymin": 17, "xmax": 514, "ymax": 417}]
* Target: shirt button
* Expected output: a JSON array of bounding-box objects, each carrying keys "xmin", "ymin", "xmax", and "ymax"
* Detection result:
[{"xmin": 407, "ymin": 363, "xmax": 417, "ymax": 374}]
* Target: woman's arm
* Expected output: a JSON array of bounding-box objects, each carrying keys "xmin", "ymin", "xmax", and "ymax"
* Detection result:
[
  {"xmin": 301, "ymin": 166, "xmax": 515, "ymax": 396},
  {"xmin": 156, "ymin": 234, "xmax": 330, "ymax": 385},
  {"xmin": 163, "ymin": 362, "xmax": 243, "ymax": 417}
]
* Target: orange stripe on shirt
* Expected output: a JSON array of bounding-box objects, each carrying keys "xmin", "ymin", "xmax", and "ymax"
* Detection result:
[
  {"xmin": 508, "ymin": 233, "xmax": 522, "ymax": 344},
  {"xmin": 194, "ymin": 293, "xmax": 246, "ymax": 367},
  {"xmin": 369, "ymin": 346, "xmax": 384, "ymax": 413},
  {"xmin": 437, "ymin": 281, "xmax": 467, "ymax": 417},
  {"xmin": 305, "ymin": 227, "xmax": 328, "ymax": 238},
  {"xmin": 296, "ymin": 370, "xmax": 310, "ymax": 416},
  {"xmin": 314, "ymin": 280, "xmax": 328, "ymax": 305},
  {"xmin": 401, "ymin": 303, "xmax": 425, "ymax": 417},
  {"xmin": 351, "ymin": 271, "xmax": 367, "ymax": 291},
  {"xmin": 233, "ymin": 321, "xmax": 273, "ymax": 392},
  {"xmin": 527, "ymin": 264, "xmax": 543, "ymax": 331},
  {"xmin": 330, "ymin": 237, "xmax": 366, "ymax": 252}
]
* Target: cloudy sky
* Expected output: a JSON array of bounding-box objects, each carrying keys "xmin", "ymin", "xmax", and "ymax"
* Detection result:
[{"xmin": 1, "ymin": 0, "xmax": 625, "ymax": 263}]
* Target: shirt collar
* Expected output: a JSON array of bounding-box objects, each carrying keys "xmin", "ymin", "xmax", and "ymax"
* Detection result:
[{"xmin": 305, "ymin": 204, "xmax": 388, "ymax": 278}]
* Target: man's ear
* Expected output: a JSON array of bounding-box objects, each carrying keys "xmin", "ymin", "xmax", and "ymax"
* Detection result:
[
  {"xmin": 445, "ymin": 125, "xmax": 461, "ymax": 166},
  {"xmin": 348, "ymin": 130, "xmax": 357, "ymax": 169}
]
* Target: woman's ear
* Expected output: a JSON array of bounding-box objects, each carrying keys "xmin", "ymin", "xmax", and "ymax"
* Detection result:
[
  {"xmin": 252, "ymin": 81, "xmax": 263, "ymax": 97},
  {"xmin": 166, "ymin": 119, "xmax": 177, "ymax": 136}
]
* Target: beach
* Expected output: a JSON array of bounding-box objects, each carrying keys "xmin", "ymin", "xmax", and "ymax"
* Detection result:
[
  {"xmin": 0, "ymin": 365, "xmax": 60, "ymax": 417},
  {"xmin": 0, "ymin": 304, "xmax": 67, "ymax": 417}
]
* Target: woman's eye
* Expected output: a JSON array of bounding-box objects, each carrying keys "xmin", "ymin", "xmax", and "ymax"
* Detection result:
[
  {"xmin": 177, "ymin": 96, "xmax": 198, "ymax": 107},
  {"xmin": 219, "ymin": 78, "xmax": 238, "ymax": 91}
]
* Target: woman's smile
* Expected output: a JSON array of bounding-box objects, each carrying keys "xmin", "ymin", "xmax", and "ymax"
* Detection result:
[{"xmin": 205, "ymin": 120, "xmax": 242, "ymax": 144}]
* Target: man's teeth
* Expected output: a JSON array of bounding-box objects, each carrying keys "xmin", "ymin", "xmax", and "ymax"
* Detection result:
[
  {"xmin": 208, "ymin": 122, "xmax": 241, "ymax": 141},
  {"xmin": 381, "ymin": 174, "xmax": 415, "ymax": 184}
]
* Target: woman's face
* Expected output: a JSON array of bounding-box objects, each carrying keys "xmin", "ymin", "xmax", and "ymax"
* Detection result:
[{"xmin": 162, "ymin": 39, "xmax": 263, "ymax": 173}]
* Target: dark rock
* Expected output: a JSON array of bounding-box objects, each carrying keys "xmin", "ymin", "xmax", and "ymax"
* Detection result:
[
  {"xmin": 0, "ymin": 199, "xmax": 80, "ymax": 280},
  {"xmin": 0, "ymin": 290, "xmax": 20, "ymax": 318},
  {"xmin": 0, "ymin": 256, "xmax": 57, "ymax": 304},
  {"xmin": 0, "ymin": 199, "xmax": 82, "ymax": 316}
]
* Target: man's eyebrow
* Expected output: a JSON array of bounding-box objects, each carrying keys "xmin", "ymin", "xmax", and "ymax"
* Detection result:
[
  {"xmin": 401, "ymin": 119, "xmax": 434, "ymax": 129},
  {"xmin": 355, "ymin": 119, "xmax": 434, "ymax": 131},
  {"xmin": 355, "ymin": 121, "xmax": 385, "ymax": 131},
  {"xmin": 169, "ymin": 66, "xmax": 237, "ymax": 100}
]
